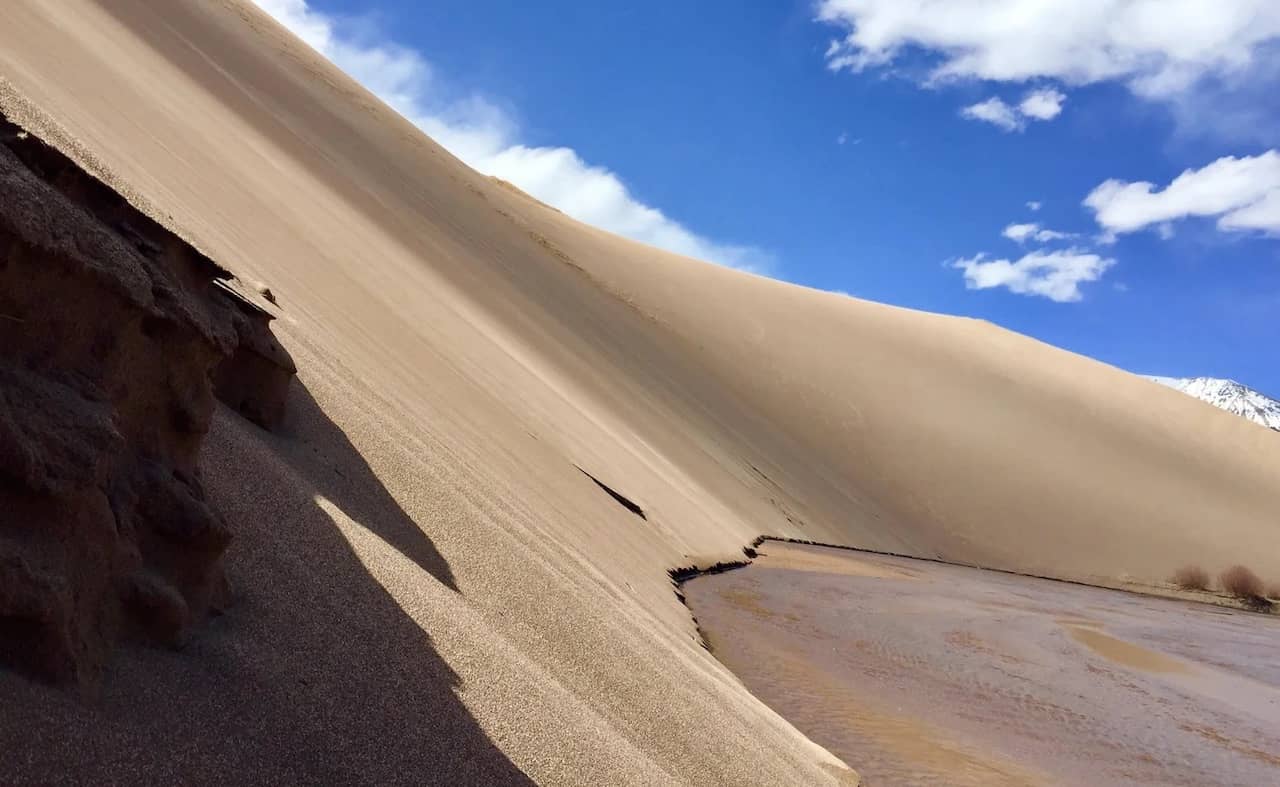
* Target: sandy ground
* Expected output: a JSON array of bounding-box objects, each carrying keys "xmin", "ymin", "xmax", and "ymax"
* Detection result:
[
  {"xmin": 686, "ymin": 541, "xmax": 1280, "ymax": 786},
  {"xmin": 0, "ymin": 0, "xmax": 1278, "ymax": 783}
]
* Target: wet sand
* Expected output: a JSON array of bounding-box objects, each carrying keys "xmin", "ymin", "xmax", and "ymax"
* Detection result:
[{"xmin": 685, "ymin": 541, "xmax": 1280, "ymax": 786}]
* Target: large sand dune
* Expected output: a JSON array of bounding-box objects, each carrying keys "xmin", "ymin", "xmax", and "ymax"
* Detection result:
[{"xmin": 1, "ymin": 1, "xmax": 1277, "ymax": 783}]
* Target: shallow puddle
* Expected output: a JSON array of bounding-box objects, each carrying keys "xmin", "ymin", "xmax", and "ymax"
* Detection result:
[{"xmin": 1067, "ymin": 625, "xmax": 1191, "ymax": 674}]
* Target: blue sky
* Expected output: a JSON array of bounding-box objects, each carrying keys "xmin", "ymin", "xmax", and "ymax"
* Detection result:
[{"xmin": 257, "ymin": 1, "xmax": 1280, "ymax": 394}]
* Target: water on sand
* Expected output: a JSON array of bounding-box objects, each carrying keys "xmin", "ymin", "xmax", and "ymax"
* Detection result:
[{"xmin": 685, "ymin": 541, "xmax": 1280, "ymax": 786}]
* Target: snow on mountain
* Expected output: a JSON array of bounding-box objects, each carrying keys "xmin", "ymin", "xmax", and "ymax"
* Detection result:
[{"xmin": 1148, "ymin": 376, "xmax": 1280, "ymax": 431}]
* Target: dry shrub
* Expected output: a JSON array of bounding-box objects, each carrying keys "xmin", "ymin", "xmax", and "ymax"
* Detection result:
[
  {"xmin": 1219, "ymin": 565, "xmax": 1264, "ymax": 600},
  {"xmin": 1172, "ymin": 565, "xmax": 1210, "ymax": 591}
]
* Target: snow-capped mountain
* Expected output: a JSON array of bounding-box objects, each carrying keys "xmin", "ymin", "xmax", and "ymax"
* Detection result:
[{"xmin": 1148, "ymin": 376, "xmax": 1280, "ymax": 431}]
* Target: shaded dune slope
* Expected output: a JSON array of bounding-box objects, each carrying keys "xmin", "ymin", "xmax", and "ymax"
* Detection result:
[{"xmin": 0, "ymin": 0, "xmax": 1277, "ymax": 784}]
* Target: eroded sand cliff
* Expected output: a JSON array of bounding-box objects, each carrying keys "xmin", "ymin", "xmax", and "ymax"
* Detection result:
[{"xmin": 0, "ymin": 108, "xmax": 294, "ymax": 689}]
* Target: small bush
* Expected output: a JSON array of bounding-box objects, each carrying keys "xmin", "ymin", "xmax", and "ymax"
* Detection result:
[
  {"xmin": 1219, "ymin": 565, "xmax": 1264, "ymax": 600},
  {"xmin": 1172, "ymin": 565, "xmax": 1210, "ymax": 591}
]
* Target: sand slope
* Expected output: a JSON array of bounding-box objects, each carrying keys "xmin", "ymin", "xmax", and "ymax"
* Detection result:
[{"xmin": 0, "ymin": 0, "xmax": 1277, "ymax": 783}]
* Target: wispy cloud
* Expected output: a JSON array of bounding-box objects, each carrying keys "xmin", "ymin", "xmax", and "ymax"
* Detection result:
[
  {"xmin": 1002, "ymin": 222, "xmax": 1076, "ymax": 244},
  {"xmin": 251, "ymin": 0, "xmax": 770, "ymax": 271},
  {"xmin": 961, "ymin": 97, "xmax": 1022, "ymax": 132}
]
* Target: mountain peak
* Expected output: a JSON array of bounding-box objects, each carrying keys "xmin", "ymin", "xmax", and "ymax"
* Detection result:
[{"xmin": 1148, "ymin": 376, "xmax": 1280, "ymax": 431}]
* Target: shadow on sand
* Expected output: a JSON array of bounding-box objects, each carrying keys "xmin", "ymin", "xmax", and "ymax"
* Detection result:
[
  {"xmin": 276, "ymin": 384, "xmax": 458, "ymax": 592},
  {"xmin": 0, "ymin": 381, "xmax": 531, "ymax": 785}
]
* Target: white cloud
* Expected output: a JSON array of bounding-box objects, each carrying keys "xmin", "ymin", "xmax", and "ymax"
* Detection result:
[
  {"xmin": 1018, "ymin": 88, "xmax": 1065, "ymax": 120},
  {"xmin": 957, "ymin": 218, "xmax": 1107, "ymax": 300},
  {"xmin": 961, "ymin": 97, "xmax": 1022, "ymax": 131},
  {"xmin": 1026, "ymin": 201, "xmax": 1043, "ymax": 212},
  {"xmin": 1035, "ymin": 228, "xmax": 1074, "ymax": 242},
  {"xmin": 817, "ymin": 0, "xmax": 1280, "ymax": 98},
  {"xmin": 962, "ymin": 88, "xmax": 1066, "ymax": 131},
  {"xmin": 1084, "ymin": 150, "xmax": 1280, "ymax": 236},
  {"xmin": 1002, "ymin": 222, "xmax": 1075, "ymax": 244},
  {"xmin": 952, "ymin": 249, "xmax": 1116, "ymax": 302},
  {"xmin": 1002, "ymin": 223, "xmax": 1039, "ymax": 243},
  {"xmin": 251, "ymin": 0, "xmax": 767, "ymax": 270},
  {"xmin": 818, "ymin": 1, "xmax": 1280, "ymax": 140}
]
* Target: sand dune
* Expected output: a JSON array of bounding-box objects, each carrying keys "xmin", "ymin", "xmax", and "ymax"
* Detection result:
[{"xmin": 1, "ymin": 0, "xmax": 1278, "ymax": 783}]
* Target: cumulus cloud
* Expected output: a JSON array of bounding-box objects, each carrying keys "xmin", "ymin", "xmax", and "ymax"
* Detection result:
[
  {"xmin": 1084, "ymin": 150, "xmax": 1280, "ymax": 236},
  {"xmin": 251, "ymin": 0, "xmax": 768, "ymax": 270},
  {"xmin": 952, "ymin": 249, "xmax": 1116, "ymax": 302},
  {"xmin": 817, "ymin": 0, "xmax": 1280, "ymax": 95},
  {"xmin": 962, "ymin": 89, "xmax": 1066, "ymax": 131},
  {"xmin": 954, "ymin": 220, "xmax": 1106, "ymax": 301},
  {"xmin": 1018, "ymin": 88, "xmax": 1066, "ymax": 120},
  {"xmin": 1026, "ymin": 201, "xmax": 1043, "ymax": 212},
  {"xmin": 818, "ymin": 1, "xmax": 1280, "ymax": 139},
  {"xmin": 1002, "ymin": 222, "xmax": 1075, "ymax": 244}
]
